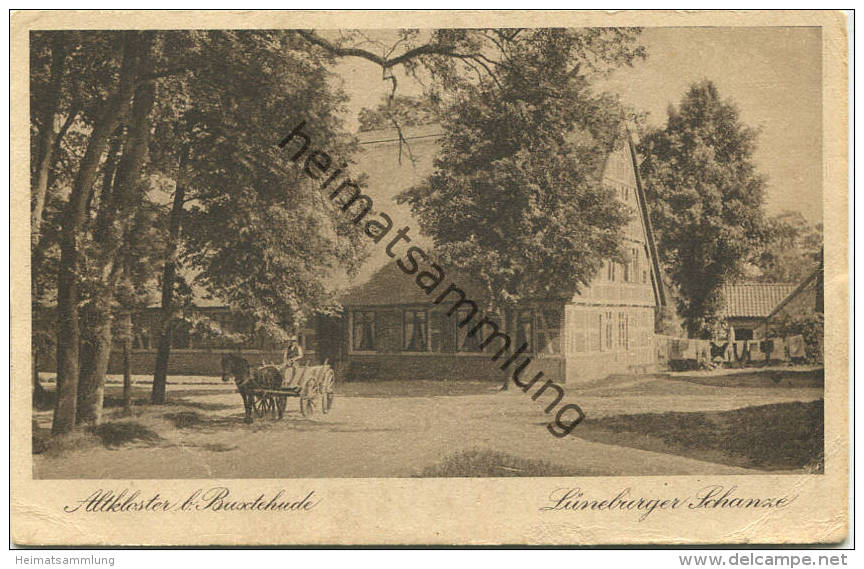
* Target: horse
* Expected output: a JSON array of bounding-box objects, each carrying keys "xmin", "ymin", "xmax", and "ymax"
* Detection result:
[
  {"xmin": 221, "ymin": 353, "xmax": 286, "ymax": 423},
  {"xmin": 221, "ymin": 353, "xmax": 254, "ymax": 423},
  {"xmin": 253, "ymin": 364, "xmax": 286, "ymax": 419}
]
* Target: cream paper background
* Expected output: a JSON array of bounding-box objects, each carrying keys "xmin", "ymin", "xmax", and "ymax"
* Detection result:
[{"xmin": 9, "ymin": 10, "xmax": 849, "ymax": 546}]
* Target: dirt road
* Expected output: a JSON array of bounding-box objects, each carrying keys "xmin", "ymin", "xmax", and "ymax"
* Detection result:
[{"xmin": 33, "ymin": 374, "xmax": 823, "ymax": 479}]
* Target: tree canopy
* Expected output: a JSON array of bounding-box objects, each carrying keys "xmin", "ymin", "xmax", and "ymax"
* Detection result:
[
  {"xmin": 637, "ymin": 80, "xmax": 770, "ymax": 337},
  {"xmin": 753, "ymin": 212, "xmax": 823, "ymax": 284},
  {"xmin": 396, "ymin": 28, "xmax": 644, "ymax": 308},
  {"xmin": 159, "ymin": 30, "xmax": 368, "ymax": 337},
  {"xmin": 31, "ymin": 30, "xmax": 371, "ymax": 429}
]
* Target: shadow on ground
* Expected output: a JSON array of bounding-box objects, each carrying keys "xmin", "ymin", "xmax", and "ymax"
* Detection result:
[
  {"xmin": 103, "ymin": 395, "xmax": 235, "ymax": 411},
  {"xmin": 573, "ymin": 399, "xmax": 824, "ymax": 472}
]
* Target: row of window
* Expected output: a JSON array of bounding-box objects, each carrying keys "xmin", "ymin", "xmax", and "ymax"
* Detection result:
[
  {"xmin": 611, "ymin": 181, "xmax": 632, "ymax": 202},
  {"xmin": 602, "ymin": 246, "xmax": 650, "ymax": 285},
  {"xmin": 350, "ymin": 308, "xmax": 562, "ymax": 355},
  {"xmin": 561, "ymin": 309, "xmax": 653, "ymax": 354}
]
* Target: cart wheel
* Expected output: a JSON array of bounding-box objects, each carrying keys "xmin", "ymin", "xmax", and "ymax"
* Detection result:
[
  {"xmin": 258, "ymin": 394, "xmax": 278, "ymax": 420},
  {"xmin": 322, "ymin": 392, "xmax": 334, "ymax": 414},
  {"xmin": 321, "ymin": 369, "xmax": 335, "ymax": 414},
  {"xmin": 300, "ymin": 396, "xmax": 316, "ymax": 417},
  {"xmin": 253, "ymin": 393, "xmax": 268, "ymax": 418}
]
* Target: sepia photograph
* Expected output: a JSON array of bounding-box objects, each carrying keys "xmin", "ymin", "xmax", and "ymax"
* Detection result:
[{"xmin": 10, "ymin": 9, "xmax": 849, "ymax": 546}]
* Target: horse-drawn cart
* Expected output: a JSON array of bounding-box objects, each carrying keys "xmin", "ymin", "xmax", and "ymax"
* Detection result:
[
  {"xmin": 221, "ymin": 354, "xmax": 335, "ymax": 423},
  {"xmin": 251, "ymin": 364, "xmax": 336, "ymax": 419}
]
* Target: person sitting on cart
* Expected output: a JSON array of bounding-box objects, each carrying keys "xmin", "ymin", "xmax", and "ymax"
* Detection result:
[
  {"xmin": 284, "ymin": 336, "xmax": 303, "ymax": 366},
  {"xmin": 281, "ymin": 336, "xmax": 304, "ymax": 386}
]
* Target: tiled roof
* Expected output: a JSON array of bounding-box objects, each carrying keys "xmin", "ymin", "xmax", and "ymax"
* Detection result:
[{"xmin": 719, "ymin": 283, "xmax": 797, "ymax": 319}]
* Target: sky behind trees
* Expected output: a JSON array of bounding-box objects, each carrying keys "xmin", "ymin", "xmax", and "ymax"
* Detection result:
[{"xmin": 334, "ymin": 27, "xmax": 822, "ymax": 221}]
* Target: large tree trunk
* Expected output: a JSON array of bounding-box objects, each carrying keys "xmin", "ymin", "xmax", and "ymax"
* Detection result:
[
  {"xmin": 31, "ymin": 35, "xmax": 67, "ymax": 246},
  {"xmin": 52, "ymin": 33, "xmax": 140, "ymax": 435},
  {"xmin": 31, "ymin": 38, "xmax": 73, "ymax": 410},
  {"xmin": 76, "ymin": 301, "xmax": 114, "ymax": 424},
  {"xmin": 72, "ymin": 137, "xmax": 121, "ymax": 425},
  {"xmin": 120, "ymin": 311, "xmax": 133, "ymax": 413},
  {"xmin": 152, "ymin": 160, "xmax": 187, "ymax": 405},
  {"xmin": 76, "ymin": 58, "xmax": 156, "ymax": 426}
]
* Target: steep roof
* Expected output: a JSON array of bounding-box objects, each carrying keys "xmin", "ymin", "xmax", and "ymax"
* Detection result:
[
  {"xmin": 720, "ymin": 283, "xmax": 797, "ymax": 319},
  {"xmin": 628, "ymin": 133, "xmax": 666, "ymax": 308},
  {"xmin": 341, "ymin": 262, "xmax": 488, "ymax": 307},
  {"xmin": 766, "ymin": 261, "xmax": 824, "ymax": 321}
]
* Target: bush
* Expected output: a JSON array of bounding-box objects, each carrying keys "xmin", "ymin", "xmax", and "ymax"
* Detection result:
[
  {"xmin": 419, "ymin": 449, "xmax": 602, "ymax": 477},
  {"xmin": 770, "ymin": 313, "xmax": 824, "ymax": 364}
]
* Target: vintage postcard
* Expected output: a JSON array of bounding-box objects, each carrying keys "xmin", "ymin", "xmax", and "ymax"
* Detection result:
[{"xmin": 10, "ymin": 10, "xmax": 849, "ymax": 546}]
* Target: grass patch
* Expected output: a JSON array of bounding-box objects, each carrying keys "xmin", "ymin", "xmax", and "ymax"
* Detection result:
[
  {"xmin": 89, "ymin": 422, "xmax": 163, "ymax": 448},
  {"xmin": 162, "ymin": 411, "xmax": 206, "ymax": 429},
  {"xmin": 32, "ymin": 420, "xmax": 53, "ymax": 455},
  {"xmin": 419, "ymin": 449, "xmax": 602, "ymax": 477},
  {"xmin": 578, "ymin": 400, "xmax": 823, "ymax": 472},
  {"xmin": 32, "ymin": 419, "xmax": 153, "ymax": 457},
  {"xmin": 34, "ymin": 428, "xmax": 102, "ymax": 457}
]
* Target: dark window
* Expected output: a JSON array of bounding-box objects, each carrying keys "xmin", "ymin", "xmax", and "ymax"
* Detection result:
[
  {"xmin": 604, "ymin": 311, "xmax": 614, "ymax": 351},
  {"xmin": 734, "ymin": 328, "xmax": 754, "ymax": 341},
  {"xmin": 457, "ymin": 309, "xmax": 483, "ymax": 352},
  {"xmin": 515, "ymin": 310, "xmax": 534, "ymax": 353},
  {"xmin": 351, "ymin": 311, "xmax": 376, "ymax": 351},
  {"xmin": 618, "ymin": 312, "xmax": 629, "ymax": 349},
  {"xmin": 429, "ymin": 313, "xmax": 443, "ymax": 353},
  {"xmin": 458, "ymin": 312, "xmax": 503, "ymax": 353},
  {"xmin": 403, "ymin": 310, "xmax": 428, "ymax": 351},
  {"xmin": 536, "ymin": 309, "xmax": 562, "ymax": 355}
]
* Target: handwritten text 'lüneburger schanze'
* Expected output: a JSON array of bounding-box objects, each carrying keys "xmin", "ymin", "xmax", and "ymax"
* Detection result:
[
  {"xmin": 64, "ymin": 487, "xmax": 319, "ymax": 513},
  {"xmin": 541, "ymin": 486, "xmax": 798, "ymax": 521}
]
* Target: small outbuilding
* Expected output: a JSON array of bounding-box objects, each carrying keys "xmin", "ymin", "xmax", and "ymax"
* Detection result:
[{"xmin": 718, "ymin": 283, "xmax": 796, "ymax": 341}]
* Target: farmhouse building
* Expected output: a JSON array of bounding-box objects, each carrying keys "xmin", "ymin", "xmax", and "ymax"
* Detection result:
[{"xmin": 316, "ymin": 125, "xmax": 668, "ymax": 384}]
